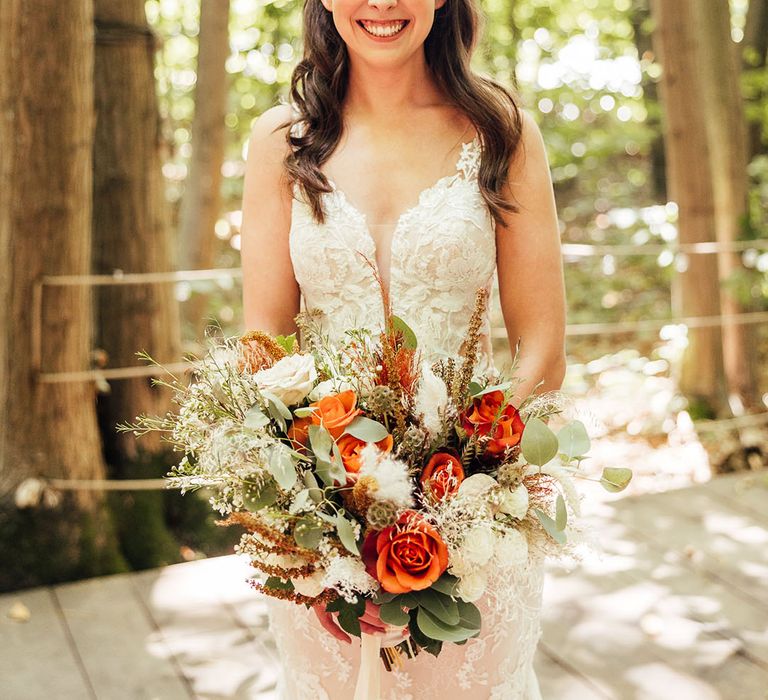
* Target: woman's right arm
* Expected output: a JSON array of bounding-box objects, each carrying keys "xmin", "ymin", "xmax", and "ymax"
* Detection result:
[{"xmin": 240, "ymin": 104, "xmax": 301, "ymax": 335}]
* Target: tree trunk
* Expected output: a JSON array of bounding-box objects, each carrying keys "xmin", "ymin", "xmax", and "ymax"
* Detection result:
[
  {"xmin": 692, "ymin": 0, "xmax": 761, "ymax": 411},
  {"xmin": 649, "ymin": 0, "xmax": 730, "ymax": 418},
  {"xmin": 178, "ymin": 0, "xmax": 230, "ymax": 340},
  {"xmin": 743, "ymin": 0, "xmax": 768, "ymax": 159},
  {"xmin": 0, "ymin": 0, "xmax": 125, "ymax": 590},
  {"xmin": 92, "ymin": 0, "xmax": 182, "ymax": 467}
]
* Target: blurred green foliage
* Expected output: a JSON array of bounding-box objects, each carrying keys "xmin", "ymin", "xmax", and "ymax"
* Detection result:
[{"xmin": 145, "ymin": 0, "xmax": 768, "ymax": 371}]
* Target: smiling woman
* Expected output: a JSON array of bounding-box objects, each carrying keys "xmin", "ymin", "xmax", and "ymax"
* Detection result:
[{"xmin": 240, "ymin": 0, "xmax": 566, "ymax": 697}]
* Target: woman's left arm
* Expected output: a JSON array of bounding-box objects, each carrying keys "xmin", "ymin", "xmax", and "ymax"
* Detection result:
[{"xmin": 496, "ymin": 108, "xmax": 567, "ymax": 406}]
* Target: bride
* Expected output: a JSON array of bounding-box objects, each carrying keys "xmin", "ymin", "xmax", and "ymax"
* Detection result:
[{"xmin": 240, "ymin": 0, "xmax": 566, "ymax": 697}]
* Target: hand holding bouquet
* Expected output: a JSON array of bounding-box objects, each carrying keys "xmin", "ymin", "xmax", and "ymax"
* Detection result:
[{"xmin": 119, "ymin": 286, "xmax": 632, "ymax": 681}]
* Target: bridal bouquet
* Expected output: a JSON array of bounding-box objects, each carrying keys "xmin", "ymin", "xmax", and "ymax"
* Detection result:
[{"xmin": 119, "ymin": 282, "xmax": 632, "ymax": 679}]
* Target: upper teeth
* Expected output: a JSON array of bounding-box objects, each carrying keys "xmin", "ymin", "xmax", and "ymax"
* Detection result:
[{"xmin": 360, "ymin": 20, "xmax": 406, "ymax": 37}]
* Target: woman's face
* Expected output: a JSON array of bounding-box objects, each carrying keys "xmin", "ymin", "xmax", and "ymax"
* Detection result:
[{"xmin": 320, "ymin": 0, "xmax": 447, "ymax": 67}]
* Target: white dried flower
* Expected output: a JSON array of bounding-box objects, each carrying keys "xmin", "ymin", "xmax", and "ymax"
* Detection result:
[
  {"xmin": 413, "ymin": 362, "xmax": 449, "ymax": 436},
  {"xmin": 358, "ymin": 443, "xmax": 414, "ymax": 509},
  {"xmin": 459, "ymin": 523, "xmax": 495, "ymax": 566},
  {"xmin": 308, "ymin": 377, "xmax": 355, "ymax": 402},
  {"xmin": 323, "ymin": 554, "xmax": 379, "ymax": 602},
  {"xmin": 495, "ymin": 484, "xmax": 529, "ymax": 519},
  {"xmin": 494, "ymin": 529, "xmax": 529, "ymax": 568},
  {"xmin": 254, "ymin": 353, "xmax": 317, "ymax": 406},
  {"xmin": 457, "ymin": 473, "xmax": 497, "ymax": 498},
  {"xmin": 456, "ymin": 569, "xmax": 488, "ymax": 602}
]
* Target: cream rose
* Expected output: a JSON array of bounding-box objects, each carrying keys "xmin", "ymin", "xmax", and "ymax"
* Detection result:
[
  {"xmin": 307, "ymin": 377, "xmax": 355, "ymax": 402},
  {"xmin": 254, "ymin": 353, "xmax": 317, "ymax": 406},
  {"xmin": 290, "ymin": 569, "xmax": 326, "ymax": 598},
  {"xmin": 456, "ymin": 569, "xmax": 488, "ymax": 602},
  {"xmin": 457, "ymin": 473, "xmax": 498, "ymax": 498}
]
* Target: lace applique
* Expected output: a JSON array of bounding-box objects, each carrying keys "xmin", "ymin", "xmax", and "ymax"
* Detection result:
[{"xmin": 289, "ymin": 137, "xmax": 497, "ymax": 376}]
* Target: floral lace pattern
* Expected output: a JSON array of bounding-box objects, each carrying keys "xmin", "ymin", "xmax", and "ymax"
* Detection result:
[
  {"xmin": 288, "ymin": 137, "xmax": 497, "ymax": 376},
  {"xmin": 272, "ymin": 133, "xmax": 545, "ymax": 699}
]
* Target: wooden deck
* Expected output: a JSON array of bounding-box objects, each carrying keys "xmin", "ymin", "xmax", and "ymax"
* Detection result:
[{"xmin": 2, "ymin": 471, "xmax": 767, "ymax": 699}]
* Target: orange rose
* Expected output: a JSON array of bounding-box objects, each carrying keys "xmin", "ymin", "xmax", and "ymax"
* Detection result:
[
  {"xmin": 460, "ymin": 390, "xmax": 525, "ymax": 457},
  {"xmin": 287, "ymin": 415, "xmax": 311, "ymax": 450},
  {"xmin": 420, "ymin": 452, "xmax": 464, "ymax": 501},
  {"xmin": 309, "ymin": 389, "xmax": 362, "ymax": 439},
  {"xmin": 336, "ymin": 432, "xmax": 394, "ymax": 475},
  {"xmin": 362, "ymin": 511, "xmax": 449, "ymax": 594}
]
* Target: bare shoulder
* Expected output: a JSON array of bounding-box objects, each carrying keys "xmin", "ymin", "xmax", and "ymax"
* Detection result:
[
  {"xmin": 508, "ymin": 107, "xmax": 546, "ymax": 177},
  {"xmin": 245, "ymin": 103, "xmax": 294, "ymax": 181}
]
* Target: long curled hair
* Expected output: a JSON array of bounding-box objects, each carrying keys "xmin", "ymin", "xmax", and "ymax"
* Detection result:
[{"xmin": 284, "ymin": 0, "xmax": 525, "ymax": 226}]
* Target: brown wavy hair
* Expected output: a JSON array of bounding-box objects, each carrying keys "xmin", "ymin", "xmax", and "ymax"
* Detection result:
[{"xmin": 283, "ymin": 0, "xmax": 525, "ymax": 226}]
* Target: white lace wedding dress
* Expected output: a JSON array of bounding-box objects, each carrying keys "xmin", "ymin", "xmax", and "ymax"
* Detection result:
[{"xmin": 265, "ymin": 134, "xmax": 545, "ymax": 699}]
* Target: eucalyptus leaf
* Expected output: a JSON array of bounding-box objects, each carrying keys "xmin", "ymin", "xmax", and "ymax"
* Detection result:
[
  {"xmin": 293, "ymin": 406, "xmax": 318, "ymax": 418},
  {"xmin": 455, "ymin": 600, "xmax": 482, "ymax": 631},
  {"xmin": 557, "ymin": 420, "xmax": 591, "ymax": 461},
  {"xmin": 242, "ymin": 479, "xmax": 278, "ymax": 511},
  {"xmin": 336, "ymin": 514, "xmax": 360, "ymax": 555},
  {"xmin": 534, "ymin": 507, "xmax": 567, "ymax": 544},
  {"xmin": 521, "ymin": 417, "xmax": 559, "ymax": 466},
  {"xmin": 417, "ymin": 589, "xmax": 460, "ymax": 625},
  {"xmin": 467, "ymin": 381, "xmax": 483, "ymax": 397},
  {"xmin": 379, "ymin": 601, "xmax": 410, "ymax": 626},
  {"xmin": 555, "ymin": 493, "xmax": 567, "ymax": 530},
  {"xmin": 261, "ymin": 390, "xmax": 293, "ymax": 419},
  {"xmin": 293, "ymin": 516, "xmax": 324, "ymax": 550},
  {"xmin": 430, "ymin": 573, "xmax": 460, "ymax": 597},
  {"xmin": 344, "ymin": 416, "xmax": 389, "ymax": 443},
  {"xmin": 308, "ymin": 424, "xmax": 333, "ymax": 461},
  {"xmin": 372, "ymin": 590, "xmax": 397, "ymax": 605},
  {"xmin": 471, "ymin": 381, "xmax": 513, "ymax": 398},
  {"xmin": 416, "ymin": 607, "xmax": 475, "ymax": 643},
  {"xmin": 267, "ymin": 444, "xmax": 298, "ymax": 490},
  {"xmin": 244, "ymin": 404, "xmax": 270, "ymax": 429},
  {"xmin": 600, "ymin": 467, "xmax": 633, "ymax": 493},
  {"xmin": 391, "ymin": 315, "xmax": 417, "ymax": 349}
]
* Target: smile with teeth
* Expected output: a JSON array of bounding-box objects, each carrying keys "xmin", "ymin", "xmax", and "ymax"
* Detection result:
[{"xmin": 358, "ymin": 19, "xmax": 409, "ymax": 38}]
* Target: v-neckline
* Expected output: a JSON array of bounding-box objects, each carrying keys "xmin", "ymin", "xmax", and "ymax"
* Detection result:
[{"xmin": 322, "ymin": 135, "xmax": 481, "ymax": 296}]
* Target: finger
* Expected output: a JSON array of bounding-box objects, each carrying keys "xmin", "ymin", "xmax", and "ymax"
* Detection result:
[
  {"xmin": 360, "ymin": 619, "xmax": 388, "ymax": 635},
  {"xmin": 314, "ymin": 609, "xmax": 351, "ymax": 644}
]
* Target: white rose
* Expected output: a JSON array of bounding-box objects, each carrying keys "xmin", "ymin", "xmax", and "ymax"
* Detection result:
[
  {"xmin": 494, "ymin": 529, "xmax": 529, "ymax": 568},
  {"xmin": 457, "ymin": 473, "xmax": 498, "ymax": 498},
  {"xmin": 254, "ymin": 354, "xmax": 317, "ymax": 406},
  {"xmin": 307, "ymin": 377, "xmax": 355, "ymax": 402},
  {"xmin": 496, "ymin": 484, "xmax": 529, "ymax": 519},
  {"xmin": 460, "ymin": 524, "xmax": 496, "ymax": 566},
  {"xmin": 448, "ymin": 550, "xmax": 471, "ymax": 577},
  {"xmin": 456, "ymin": 570, "xmax": 488, "ymax": 602},
  {"xmin": 290, "ymin": 569, "xmax": 326, "ymax": 598}
]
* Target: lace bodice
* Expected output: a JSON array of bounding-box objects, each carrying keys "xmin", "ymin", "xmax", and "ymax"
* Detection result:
[{"xmin": 289, "ymin": 136, "xmax": 497, "ymax": 374}]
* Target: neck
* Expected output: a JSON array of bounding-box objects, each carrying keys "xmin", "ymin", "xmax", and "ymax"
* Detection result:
[{"xmin": 344, "ymin": 50, "xmax": 443, "ymax": 124}]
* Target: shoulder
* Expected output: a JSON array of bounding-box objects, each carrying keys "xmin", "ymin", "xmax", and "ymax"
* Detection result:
[
  {"xmin": 508, "ymin": 107, "xmax": 547, "ymax": 177},
  {"xmin": 245, "ymin": 104, "xmax": 294, "ymax": 189}
]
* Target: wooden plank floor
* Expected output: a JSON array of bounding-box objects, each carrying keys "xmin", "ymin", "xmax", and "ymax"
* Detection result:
[{"xmin": 1, "ymin": 470, "xmax": 767, "ymax": 699}]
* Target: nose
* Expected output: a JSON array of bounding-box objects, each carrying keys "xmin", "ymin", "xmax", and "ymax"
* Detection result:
[{"xmin": 367, "ymin": 0, "xmax": 397, "ymax": 8}]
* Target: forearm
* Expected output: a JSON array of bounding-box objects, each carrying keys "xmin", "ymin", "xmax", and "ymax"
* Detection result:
[{"xmin": 508, "ymin": 341, "xmax": 566, "ymax": 408}]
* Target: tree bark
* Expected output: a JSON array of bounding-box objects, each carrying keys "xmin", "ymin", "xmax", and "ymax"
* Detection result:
[
  {"xmin": 692, "ymin": 0, "xmax": 761, "ymax": 411},
  {"xmin": 743, "ymin": 0, "xmax": 768, "ymax": 159},
  {"xmin": 649, "ymin": 0, "xmax": 730, "ymax": 418},
  {"xmin": 0, "ymin": 0, "xmax": 124, "ymax": 589},
  {"xmin": 92, "ymin": 0, "xmax": 182, "ymax": 466},
  {"xmin": 178, "ymin": 0, "xmax": 230, "ymax": 340}
]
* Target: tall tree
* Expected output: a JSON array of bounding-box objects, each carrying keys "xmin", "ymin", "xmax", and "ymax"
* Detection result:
[
  {"xmin": 92, "ymin": 0, "xmax": 182, "ymax": 467},
  {"xmin": 743, "ymin": 0, "xmax": 768, "ymax": 160},
  {"xmin": 0, "ymin": 0, "xmax": 124, "ymax": 589},
  {"xmin": 649, "ymin": 0, "xmax": 730, "ymax": 418},
  {"xmin": 692, "ymin": 0, "xmax": 761, "ymax": 411},
  {"xmin": 178, "ymin": 0, "xmax": 231, "ymax": 340}
]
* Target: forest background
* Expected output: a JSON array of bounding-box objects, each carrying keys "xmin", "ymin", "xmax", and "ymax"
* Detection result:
[{"xmin": 0, "ymin": 0, "xmax": 766, "ymax": 591}]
